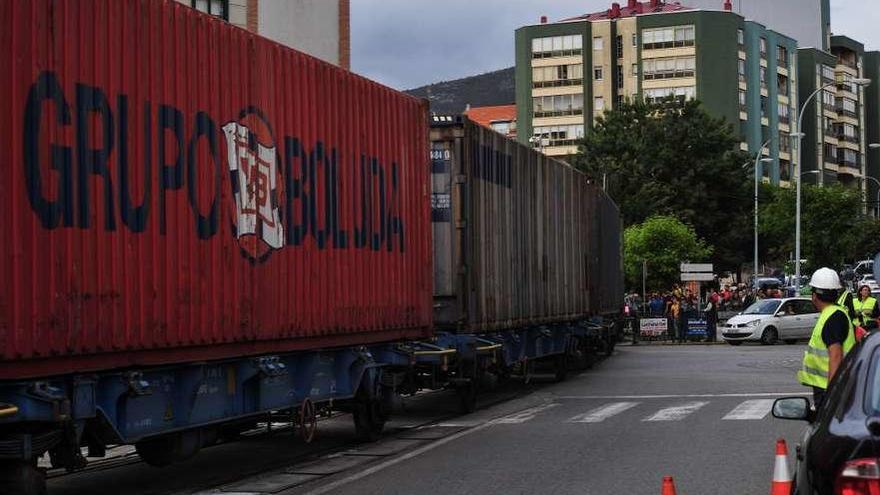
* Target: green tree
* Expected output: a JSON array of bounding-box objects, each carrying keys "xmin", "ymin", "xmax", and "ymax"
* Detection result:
[
  {"xmin": 625, "ymin": 215, "xmax": 713, "ymax": 291},
  {"xmin": 759, "ymin": 184, "xmax": 866, "ymax": 271},
  {"xmin": 571, "ymin": 98, "xmax": 751, "ymax": 273}
]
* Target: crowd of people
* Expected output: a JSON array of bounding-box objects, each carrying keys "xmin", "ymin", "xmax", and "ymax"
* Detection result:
[{"xmin": 623, "ymin": 283, "xmax": 792, "ymax": 343}]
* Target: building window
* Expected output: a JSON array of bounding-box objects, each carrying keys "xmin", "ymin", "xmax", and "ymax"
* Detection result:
[
  {"xmin": 532, "ymin": 124, "xmax": 585, "ymax": 147},
  {"xmin": 593, "ymin": 36, "xmax": 604, "ymax": 51},
  {"xmin": 737, "ymin": 29, "xmax": 744, "ymax": 48},
  {"xmin": 779, "ymin": 131, "xmax": 792, "ymax": 153},
  {"xmin": 532, "ymin": 93, "xmax": 585, "ymax": 118},
  {"xmin": 777, "ymin": 46, "xmax": 788, "ymax": 68},
  {"xmin": 642, "ymin": 56, "xmax": 695, "ymax": 80},
  {"xmin": 821, "ymin": 64, "xmax": 836, "ymax": 83},
  {"xmin": 616, "ymin": 94, "xmax": 625, "ymax": 108},
  {"xmin": 644, "ymin": 86, "xmax": 696, "ymax": 103},
  {"xmin": 838, "ymin": 148, "xmax": 859, "ymax": 168},
  {"xmin": 594, "ymin": 96, "xmax": 605, "ymax": 111},
  {"xmin": 777, "ymin": 73, "xmax": 789, "ymax": 96},
  {"xmin": 532, "ymin": 64, "xmax": 584, "ymax": 88},
  {"xmin": 490, "ymin": 121, "xmax": 513, "ymax": 135},
  {"xmin": 632, "ymin": 63, "xmax": 639, "ymax": 76},
  {"xmin": 632, "ymin": 33, "xmax": 638, "ymax": 47},
  {"xmin": 779, "ymin": 160, "xmax": 791, "ymax": 181},
  {"xmin": 738, "ymin": 59, "xmax": 746, "ymax": 83},
  {"xmin": 617, "ymin": 65, "xmax": 624, "ymax": 89},
  {"xmin": 759, "ymin": 37, "xmax": 767, "ymax": 57},
  {"xmin": 761, "ymin": 97, "xmax": 768, "ymax": 120},
  {"xmin": 192, "ymin": 0, "xmax": 228, "ymax": 20},
  {"xmin": 738, "ymin": 90, "xmax": 747, "ymax": 111},
  {"xmin": 822, "ymin": 90, "xmax": 836, "ymax": 111},
  {"xmin": 778, "ymin": 103, "xmax": 790, "ymax": 124},
  {"xmin": 642, "ymin": 26, "xmax": 695, "ymax": 50},
  {"xmin": 822, "ymin": 143, "xmax": 836, "ymax": 164},
  {"xmin": 760, "ymin": 67, "xmax": 767, "ymax": 90},
  {"xmin": 834, "ymin": 122, "xmax": 860, "ymax": 143},
  {"xmin": 594, "ymin": 66, "xmax": 604, "ymax": 81},
  {"xmin": 531, "ymin": 35, "xmax": 584, "ymax": 59},
  {"xmin": 616, "ymin": 35, "xmax": 624, "ymax": 58},
  {"xmin": 837, "ymin": 97, "xmax": 858, "ymax": 118}
]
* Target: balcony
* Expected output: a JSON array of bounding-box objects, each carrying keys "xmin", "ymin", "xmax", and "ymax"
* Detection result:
[
  {"xmin": 838, "ymin": 157, "xmax": 860, "ymax": 169},
  {"xmin": 533, "ymin": 79, "xmax": 584, "ymax": 89},
  {"xmin": 836, "ymin": 107, "xmax": 859, "ymax": 119},
  {"xmin": 838, "ymin": 134, "xmax": 860, "ymax": 144},
  {"xmin": 533, "ymin": 108, "xmax": 584, "ymax": 118},
  {"xmin": 643, "ymin": 39, "xmax": 695, "ymax": 51},
  {"xmin": 643, "ymin": 70, "xmax": 696, "ymax": 80},
  {"xmin": 779, "ymin": 116, "xmax": 791, "ymax": 125},
  {"xmin": 532, "ymin": 48, "xmax": 583, "ymax": 60}
]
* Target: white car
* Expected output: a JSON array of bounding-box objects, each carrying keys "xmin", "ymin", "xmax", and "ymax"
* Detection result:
[
  {"xmin": 858, "ymin": 274, "xmax": 879, "ymax": 291},
  {"xmin": 720, "ymin": 298, "xmax": 819, "ymax": 346}
]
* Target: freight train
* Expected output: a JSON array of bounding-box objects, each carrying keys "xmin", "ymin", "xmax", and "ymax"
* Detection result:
[{"xmin": 0, "ymin": 1, "xmax": 623, "ymax": 493}]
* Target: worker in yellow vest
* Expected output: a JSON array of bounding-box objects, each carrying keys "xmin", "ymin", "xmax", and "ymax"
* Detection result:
[
  {"xmin": 837, "ymin": 288, "xmax": 861, "ymax": 327},
  {"xmin": 798, "ymin": 268, "xmax": 856, "ymax": 408},
  {"xmin": 853, "ymin": 284, "xmax": 879, "ymax": 331}
]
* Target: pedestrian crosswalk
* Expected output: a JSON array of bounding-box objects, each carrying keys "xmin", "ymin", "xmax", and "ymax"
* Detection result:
[{"xmin": 496, "ymin": 398, "xmax": 783, "ymax": 426}]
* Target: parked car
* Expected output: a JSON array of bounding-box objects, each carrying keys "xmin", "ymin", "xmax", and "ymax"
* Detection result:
[
  {"xmin": 755, "ymin": 277, "xmax": 785, "ymax": 290},
  {"xmin": 773, "ymin": 333, "xmax": 880, "ymax": 494},
  {"xmin": 858, "ymin": 274, "xmax": 880, "ymax": 291},
  {"xmin": 720, "ymin": 298, "xmax": 819, "ymax": 346}
]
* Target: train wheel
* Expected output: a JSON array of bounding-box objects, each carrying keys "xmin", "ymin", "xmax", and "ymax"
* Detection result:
[
  {"xmin": 0, "ymin": 460, "xmax": 46, "ymax": 495},
  {"xmin": 298, "ymin": 398, "xmax": 318, "ymax": 444}
]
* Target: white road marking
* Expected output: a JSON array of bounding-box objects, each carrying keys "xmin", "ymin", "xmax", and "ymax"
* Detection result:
[
  {"xmin": 643, "ymin": 401, "xmax": 709, "ymax": 422},
  {"xmin": 492, "ymin": 403, "xmax": 560, "ymax": 424},
  {"xmin": 302, "ymin": 401, "xmax": 559, "ymax": 495},
  {"xmin": 557, "ymin": 392, "xmax": 808, "ymax": 400},
  {"xmin": 566, "ymin": 402, "xmax": 640, "ymax": 423},
  {"xmin": 722, "ymin": 399, "xmax": 775, "ymax": 420}
]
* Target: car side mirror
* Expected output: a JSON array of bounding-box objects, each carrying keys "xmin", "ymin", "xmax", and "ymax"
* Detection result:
[{"xmin": 772, "ymin": 397, "xmax": 813, "ymax": 422}]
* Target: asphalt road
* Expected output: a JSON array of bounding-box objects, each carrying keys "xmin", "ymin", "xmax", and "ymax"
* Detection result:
[{"xmin": 48, "ymin": 344, "xmax": 810, "ymax": 495}]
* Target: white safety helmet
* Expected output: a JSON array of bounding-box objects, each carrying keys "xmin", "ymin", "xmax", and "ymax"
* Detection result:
[{"xmin": 809, "ymin": 267, "xmax": 842, "ymax": 291}]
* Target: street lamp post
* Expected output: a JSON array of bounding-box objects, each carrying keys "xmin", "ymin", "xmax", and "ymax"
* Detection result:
[
  {"xmin": 868, "ymin": 143, "xmax": 880, "ymax": 217},
  {"xmin": 752, "ymin": 142, "xmax": 773, "ymax": 290},
  {"xmin": 791, "ymin": 78, "xmax": 872, "ymax": 292}
]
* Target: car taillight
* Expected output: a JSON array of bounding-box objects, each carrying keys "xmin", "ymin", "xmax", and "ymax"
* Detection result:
[{"xmin": 836, "ymin": 459, "xmax": 880, "ymax": 495}]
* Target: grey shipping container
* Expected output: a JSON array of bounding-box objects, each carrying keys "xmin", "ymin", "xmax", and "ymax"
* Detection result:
[{"xmin": 430, "ymin": 117, "xmax": 623, "ymax": 333}]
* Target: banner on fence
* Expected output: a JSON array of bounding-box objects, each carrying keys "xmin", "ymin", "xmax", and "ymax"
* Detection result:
[
  {"xmin": 639, "ymin": 318, "xmax": 669, "ymax": 337},
  {"xmin": 687, "ymin": 319, "xmax": 708, "ymax": 336}
]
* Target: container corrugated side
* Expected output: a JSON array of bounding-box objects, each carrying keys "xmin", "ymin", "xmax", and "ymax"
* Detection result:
[
  {"xmin": 0, "ymin": 0, "xmax": 432, "ymax": 379},
  {"xmin": 431, "ymin": 119, "xmax": 618, "ymax": 332}
]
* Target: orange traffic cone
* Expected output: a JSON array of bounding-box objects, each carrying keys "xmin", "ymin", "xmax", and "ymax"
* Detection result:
[
  {"xmin": 662, "ymin": 476, "xmax": 677, "ymax": 495},
  {"xmin": 771, "ymin": 438, "xmax": 793, "ymax": 495}
]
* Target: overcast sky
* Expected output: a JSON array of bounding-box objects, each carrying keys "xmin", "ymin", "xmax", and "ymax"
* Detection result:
[{"xmin": 352, "ymin": 0, "xmax": 880, "ymax": 91}]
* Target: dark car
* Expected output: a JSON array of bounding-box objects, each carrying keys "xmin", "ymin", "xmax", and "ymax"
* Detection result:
[{"xmin": 773, "ymin": 334, "xmax": 880, "ymax": 494}]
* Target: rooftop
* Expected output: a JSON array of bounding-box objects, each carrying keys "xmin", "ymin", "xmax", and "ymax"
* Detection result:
[
  {"xmin": 561, "ymin": 0, "xmax": 694, "ymax": 22},
  {"xmin": 465, "ymin": 104, "xmax": 517, "ymax": 127}
]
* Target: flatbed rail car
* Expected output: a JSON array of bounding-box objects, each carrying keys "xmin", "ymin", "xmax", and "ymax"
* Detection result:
[
  {"xmin": 0, "ymin": 0, "xmax": 431, "ymax": 492},
  {"xmin": 382, "ymin": 116, "xmax": 623, "ymax": 412}
]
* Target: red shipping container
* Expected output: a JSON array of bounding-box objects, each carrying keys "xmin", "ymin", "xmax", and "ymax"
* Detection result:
[{"xmin": 0, "ymin": 0, "xmax": 432, "ymax": 379}]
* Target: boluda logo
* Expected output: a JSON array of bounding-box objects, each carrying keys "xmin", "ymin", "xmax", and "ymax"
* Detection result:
[
  {"xmin": 22, "ymin": 71, "xmax": 406, "ymax": 263},
  {"xmin": 221, "ymin": 108, "xmax": 285, "ymax": 262}
]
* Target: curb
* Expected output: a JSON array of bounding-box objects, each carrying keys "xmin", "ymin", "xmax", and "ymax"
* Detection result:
[{"xmin": 624, "ymin": 341, "xmax": 728, "ymax": 347}]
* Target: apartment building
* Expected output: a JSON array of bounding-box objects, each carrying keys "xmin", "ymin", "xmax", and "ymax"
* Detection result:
[
  {"xmin": 686, "ymin": 0, "xmax": 830, "ymax": 50},
  {"xmin": 514, "ymin": 0, "xmax": 798, "ymax": 186},
  {"xmin": 797, "ymin": 37, "xmax": 874, "ymax": 191},
  {"xmin": 176, "ymin": 0, "xmax": 351, "ymax": 69}
]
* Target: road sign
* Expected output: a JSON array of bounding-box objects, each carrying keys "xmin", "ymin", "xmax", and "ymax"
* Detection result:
[
  {"xmin": 681, "ymin": 263, "xmax": 713, "ymax": 273},
  {"xmin": 681, "ymin": 273, "xmax": 715, "ymax": 282}
]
